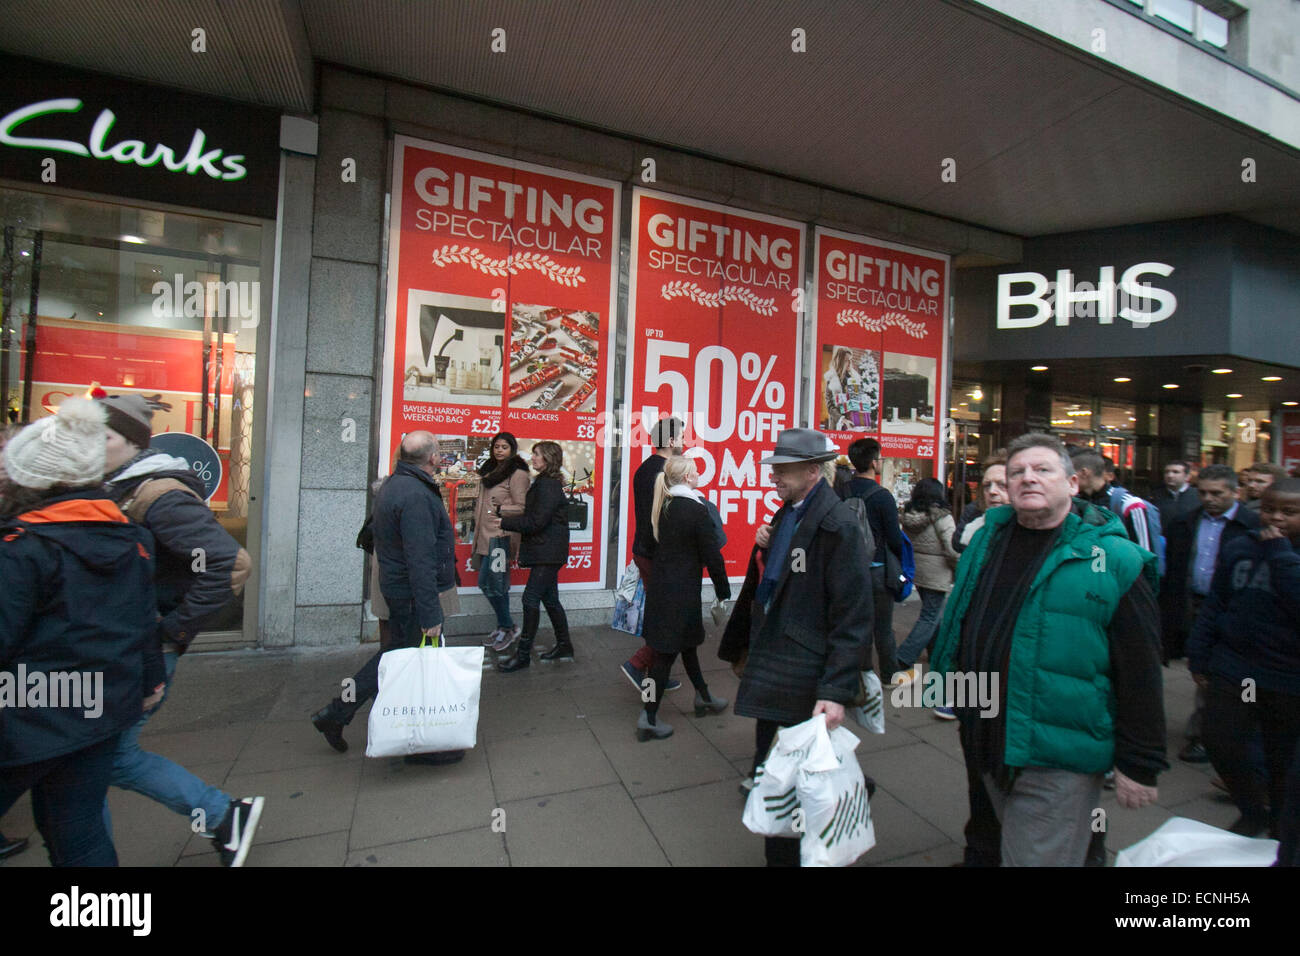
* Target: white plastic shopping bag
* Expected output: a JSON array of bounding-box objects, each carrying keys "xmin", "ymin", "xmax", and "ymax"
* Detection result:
[
  {"xmin": 795, "ymin": 719, "xmax": 875, "ymax": 867},
  {"xmin": 741, "ymin": 715, "xmax": 836, "ymax": 837},
  {"xmin": 611, "ymin": 562, "xmax": 645, "ymax": 635},
  {"xmin": 849, "ymin": 670, "xmax": 885, "ymax": 734},
  {"xmin": 1115, "ymin": 817, "xmax": 1279, "ymax": 867},
  {"xmin": 365, "ymin": 637, "xmax": 484, "ymax": 757}
]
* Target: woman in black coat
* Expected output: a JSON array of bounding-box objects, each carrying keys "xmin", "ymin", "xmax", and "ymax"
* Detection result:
[
  {"xmin": 496, "ymin": 441, "xmax": 572, "ymax": 672},
  {"xmin": 639, "ymin": 456, "xmax": 732, "ymax": 741}
]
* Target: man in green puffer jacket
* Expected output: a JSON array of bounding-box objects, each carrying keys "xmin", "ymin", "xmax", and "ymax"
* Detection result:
[{"xmin": 930, "ymin": 433, "xmax": 1167, "ymax": 867}]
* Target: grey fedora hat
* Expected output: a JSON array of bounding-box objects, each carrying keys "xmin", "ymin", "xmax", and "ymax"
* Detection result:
[{"xmin": 760, "ymin": 428, "xmax": 838, "ymax": 465}]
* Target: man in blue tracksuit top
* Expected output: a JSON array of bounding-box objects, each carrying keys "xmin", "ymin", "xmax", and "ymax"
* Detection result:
[{"xmin": 1188, "ymin": 477, "xmax": 1300, "ymax": 859}]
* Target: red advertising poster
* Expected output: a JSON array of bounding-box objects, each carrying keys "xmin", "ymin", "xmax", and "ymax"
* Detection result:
[
  {"xmin": 810, "ymin": 227, "xmax": 949, "ymax": 468},
  {"xmin": 620, "ymin": 189, "xmax": 805, "ymax": 578},
  {"xmin": 381, "ymin": 137, "xmax": 620, "ymax": 589},
  {"xmin": 1281, "ymin": 411, "xmax": 1300, "ymax": 476}
]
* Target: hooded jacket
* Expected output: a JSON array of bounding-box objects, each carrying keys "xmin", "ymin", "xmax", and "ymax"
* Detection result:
[
  {"xmin": 901, "ymin": 505, "xmax": 959, "ymax": 592},
  {"xmin": 1187, "ymin": 532, "xmax": 1300, "ymax": 694},
  {"xmin": 105, "ymin": 450, "xmax": 241, "ymax": 652},
  {"xmin": 0, "ymin": 489, "xmax": 158, "ymax": 766}
]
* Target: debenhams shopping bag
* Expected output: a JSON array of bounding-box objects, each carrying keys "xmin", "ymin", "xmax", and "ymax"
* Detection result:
[
  {"xmin": 795, "ymin": 719, "xmax": 875, "ymax": 867},
  {"xmin": 365, "ymin": 636, "xmax": 484, "ymax": 757},
  {"xmin": 742, "ymin": 715, "xmax": 837, "ymax": 838}
]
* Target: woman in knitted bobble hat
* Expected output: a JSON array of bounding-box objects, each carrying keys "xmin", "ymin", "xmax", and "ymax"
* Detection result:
[{"xmin": 0, "ymin": 397, "xmax": 162, "ymax": 867}]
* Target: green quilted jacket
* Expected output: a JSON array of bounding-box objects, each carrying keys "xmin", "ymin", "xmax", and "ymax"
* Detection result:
[{"xmin": 929, "ymin": 500, "xmax": 1158, "ymax": 774}]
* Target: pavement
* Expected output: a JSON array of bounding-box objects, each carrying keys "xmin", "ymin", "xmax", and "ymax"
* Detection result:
[{"xmin": 0, "ymin": 599, "xmax": 1236, "ymax": 867}]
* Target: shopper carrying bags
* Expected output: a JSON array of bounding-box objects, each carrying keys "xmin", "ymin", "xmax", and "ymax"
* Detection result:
[
  {"xmin": 472, "ymin": 432, "xmax": 530, "ymax": 653},
  {"xmin": 893, "ymin": 477, "xmax": 960, "ymax": 688},
  {"xmin": 637, "ymin": 456, "xmax": 732, "ymax": 740},
  {"xmin": 497, "ymin": 441, "xmax": 572, "ymax": 672}
]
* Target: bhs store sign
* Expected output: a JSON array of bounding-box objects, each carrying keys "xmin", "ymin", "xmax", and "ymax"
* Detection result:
[{"xmin": 997, "ymin": 262, "xmax": 1177, "ymax": 328}]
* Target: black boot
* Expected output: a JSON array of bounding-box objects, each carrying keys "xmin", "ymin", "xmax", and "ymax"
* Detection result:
[
  {"xmin": 311, "ymin": 700, "xmax": 351, "ymax": 753},
  {"xmin": 539, "ymin": 607, "xmax": 574, "ymax": 662},
  {"xmin": 499, "ymin": 607, "xmax": 538, "ymax": 673}
]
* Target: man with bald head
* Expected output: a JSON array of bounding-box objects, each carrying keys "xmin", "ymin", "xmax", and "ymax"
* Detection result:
[{"xmin": 312, "ymin": 431, "xmax": 460, "ymax": 762}]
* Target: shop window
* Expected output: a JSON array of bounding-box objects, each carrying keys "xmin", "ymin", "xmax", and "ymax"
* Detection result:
[{"xmin": 1, "ymin": 187, "xmax": 263, "ymax": 635}]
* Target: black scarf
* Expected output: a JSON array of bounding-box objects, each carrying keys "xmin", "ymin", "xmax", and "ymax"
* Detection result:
[
  {"xmin": 479, "ymin": 455, "xmax": 528, "ymax": 489},
  {"xmin": 958, "ymin": 519, "xmax": 1061, "ymax": 790}
]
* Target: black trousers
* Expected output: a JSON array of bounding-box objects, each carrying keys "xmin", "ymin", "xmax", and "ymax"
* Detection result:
[
  {"xmin": 869, "ymin": 566, "xmax": 899, "ymax": 677},
  {"xmin": 754, "ymin": 719, "xmax": 801, "ymax": 867},
  {"xmin": 522, "ymin": 562, "xmax": 567, "ymax": 632},
  {"xmin": 958, "ymin": 721, "xmax": 1001, "ymax": 866},
  {"xmin": 341, "ymin": 596, "xmax": 424, "ymax": 723},
  {"xmin": 644, "ymin": 648, "xmax": 706, "ymax": 719},
  {"xmin": 1204, "ymin": 676, "xmax": 1300, "ymax": 835}
]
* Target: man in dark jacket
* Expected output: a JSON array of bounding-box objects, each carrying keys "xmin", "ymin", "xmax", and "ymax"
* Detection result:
[
  {"xmin": 312, "ymin": 431, "xmax": 459, "ymax": 762},
  {"xmin": 1148, "ymin": 460, "xmax": 1199, "ymax": 530},
  {"xmin": 96, "ymin": 392, "xmax": 262, "ymax": 867},
  {"xmin": 844, "ymin": 437, "xmax": 903, "ymax": 681},
  {"xmin": 1188, "ymin": 478, "xmax": 1300, "ymax": 846},
  {"xmin": 1162, "ymin": 464, "xmax": 1259, "ymax": 761},
  {"xmin": 0, "ymin": 397, "xmax": 159, "ymax": 866},
  {"xmin": 719, "ymin": 428, "xmax": 872, "ymax": 866}
]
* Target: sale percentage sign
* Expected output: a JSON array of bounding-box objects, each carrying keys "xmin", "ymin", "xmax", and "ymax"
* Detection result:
[{"xmin": 741, "ymin": 352, "xmax": 785, "ymax": 409}]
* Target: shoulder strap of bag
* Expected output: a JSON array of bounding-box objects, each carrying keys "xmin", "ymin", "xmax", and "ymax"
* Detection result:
[{"xmin": 124, "ymin": 477, "xmax": 201, "ymax": 523}]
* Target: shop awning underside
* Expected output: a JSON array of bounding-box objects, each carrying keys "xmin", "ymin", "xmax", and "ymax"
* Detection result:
[{"xmin": 5, "ymin": 0, "xmax": 1300, "ymax": 249}]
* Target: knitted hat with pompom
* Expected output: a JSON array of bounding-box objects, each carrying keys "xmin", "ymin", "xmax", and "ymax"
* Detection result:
[{"xmin": 2, "ymin": 397, "xmax": 107, "ymax": 490}]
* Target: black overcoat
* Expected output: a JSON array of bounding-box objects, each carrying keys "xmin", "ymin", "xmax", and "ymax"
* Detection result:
[
  {"xmin": 500, "ymin": 474, "xmax": 570, "ymax": 566},
  {"xmin": 719, "ymin": 479, "xmax": 873, "ymax": 725},
  {"xmin": 643, "ymin": 494, "xmax": 731, "ymax": 654}
]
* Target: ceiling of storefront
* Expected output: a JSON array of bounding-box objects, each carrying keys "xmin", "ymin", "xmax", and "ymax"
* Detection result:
[
  {"xmin": 4, "ymin": 0, "xmax": 1299, "ymax": 244},
  {"xmin": 954, "ymin": 355, "xmax": 1300, "ymax": 413}
]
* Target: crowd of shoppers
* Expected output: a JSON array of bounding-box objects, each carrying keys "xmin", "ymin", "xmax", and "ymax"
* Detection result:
[{"xmin": 6, "ymin": 393, "xmax": 1297, "ymax": 869}]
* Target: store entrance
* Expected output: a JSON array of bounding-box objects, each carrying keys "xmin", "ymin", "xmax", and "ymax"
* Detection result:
[{"xmin": 1, "ymin": 187, "xmax": 266, "ymax": 649}]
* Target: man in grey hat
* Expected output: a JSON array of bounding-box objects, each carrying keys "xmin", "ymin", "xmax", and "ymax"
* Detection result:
[
  {"xmin": 719, "ymin": 427, "xmax": 874, "ymax": 866},
  {"xmin": 95, "ymin": 391, "xmax": 263, "ymax": 867}
]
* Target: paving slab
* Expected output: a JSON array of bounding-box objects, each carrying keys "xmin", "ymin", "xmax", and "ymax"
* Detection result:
[
  {"xmin": 636, "ymin": 779, "xmax": 766, "ymax": 866},
  {"xmin": 586, "ymin": 713, "xmax": 739, "ymax": 798},
  {"xmin": 350, "ymin": 747, "xmax": 495, "ymax": 849},
  {"xmin": 346, "ymin": 827, "xmax": 509, "ymax": 866},
  {"xmin": 177, "ymin": 830, "xmax": 351, "ymax": 867},
  {"xmin": 501, "ymin": 783, "xmax": 668, "ymax": 867},
  {"xmin": 485, "ymin": 727, "xmax": 619, "ymax": 802}
]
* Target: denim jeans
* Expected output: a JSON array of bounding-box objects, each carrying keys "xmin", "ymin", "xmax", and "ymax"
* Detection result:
[
  {"xmin": 477, "ymin": 537, "xmax": 514, "ymax": 629},
  {"xmin": 106, "ymin": 651, "xmax": 231, "ymax": 837},
  {"xmin": 895, "ymin": 587, "xmax": 948, "ymax": 670},
  {"xmin": 1, "ymin": 733, "xmax": 122, "ymax": 866}
]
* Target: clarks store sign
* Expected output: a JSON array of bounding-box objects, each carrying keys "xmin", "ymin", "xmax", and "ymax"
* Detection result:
[{"xmin": 0, "ymin": 57, "xmax": 279, "ymax": 218}]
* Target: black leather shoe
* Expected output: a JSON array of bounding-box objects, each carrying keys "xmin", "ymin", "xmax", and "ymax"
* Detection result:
[
  {"xmin": 1178, "ymin": 741, "xmax": 1209, "ymax": 763},
  {"xmin": 311, "ymin": 706, "xmax": 348, "ymax": 753},
  {"xmin": 0, "ymin": 831, "xmax": 30, "ymax": 861}
]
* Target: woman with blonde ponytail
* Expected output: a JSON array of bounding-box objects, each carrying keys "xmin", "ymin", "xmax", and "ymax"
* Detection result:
[{"xmin": 637, "ymin": 456, "xmax": 732, "ymax": 741}]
